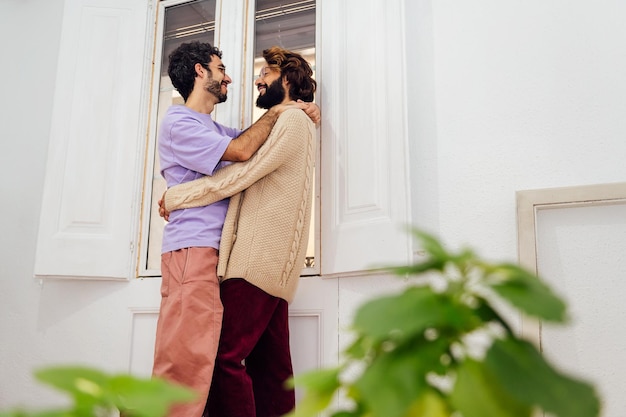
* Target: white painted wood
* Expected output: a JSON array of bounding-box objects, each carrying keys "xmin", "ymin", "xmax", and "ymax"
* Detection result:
[
  {"xmin": 213, "ymin": 0, "xmax": 249, "ymax": 129},
  {"xmin": 290, "ymin": 276, "xmax": 339, "ymax": 367},
  {"xmin": 289, "ymin": 276, "xmax": 339, "ymax": 405},
  {"xmin": 319, "ymin": 0, "xmax": 412, "ymax": 276},
  {"xmin": 123, "ymin": 276, "xmax": 338, "ymax": 401},
  {"xmin": 136, "ymin": 0, "xmax": 176, "ymax": 277},
  {"xmin": 34, "ymin": 0, "xmax": 149, "ymax": 280},
  {"xmin": 122, "ymin": 279, "xmax": 341, "ymax": 400},
  {"xmin": 128, "ymin": 308, "xmax": 159, "ymax": 376}
]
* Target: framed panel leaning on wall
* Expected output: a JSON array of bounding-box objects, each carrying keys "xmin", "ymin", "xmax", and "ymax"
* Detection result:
[{"xmin": 516, "ymin": 182, "xmax": 626, "ymax": 417}]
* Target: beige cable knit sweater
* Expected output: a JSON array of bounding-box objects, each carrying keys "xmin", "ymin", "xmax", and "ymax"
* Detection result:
[{"xmin": 163, "ymin": 109, "xmax": 315, "ymax": 303}]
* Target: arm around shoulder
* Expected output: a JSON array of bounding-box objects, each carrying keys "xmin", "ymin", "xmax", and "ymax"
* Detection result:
[
  {"xmin": 220, "ymin": 101, "xmax": 316, "ymax": 162},
  {"xmin": 220, "ymin": 107, "xmax": 281, "ymax": 162}
]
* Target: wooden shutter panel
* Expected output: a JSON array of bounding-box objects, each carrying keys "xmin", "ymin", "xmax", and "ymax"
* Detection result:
[
  {"xmin": 35, "ymin": 0, "xmax": 149, "ymax": 279},
  {"xmin": 319, "ymin": 0, "xmax": 413, "ymax": 275}
]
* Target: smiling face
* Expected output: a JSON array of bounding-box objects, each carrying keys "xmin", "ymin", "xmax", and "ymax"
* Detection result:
[
  {"xmin": 254, "ymin": 65, "xmax": 287, "ymax": 109},
  {"xmin": 204, "ymin": 54, "xmax": 232, "ymax": 103}
]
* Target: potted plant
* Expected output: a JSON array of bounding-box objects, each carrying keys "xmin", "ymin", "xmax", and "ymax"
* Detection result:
[
  {"xmin": 1, "ymin": 230, "xmax": 600, "ymax": 417},
  {"xmin": 287, "ymin": 229, "xmax": 600, "ymax": 417}
]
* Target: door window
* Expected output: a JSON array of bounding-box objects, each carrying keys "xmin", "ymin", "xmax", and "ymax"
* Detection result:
[
  {"xmin": 141, "ymin": 0, "xmax": 318, "ymax": 275},
  {"xmin": 252, "ymin": 0, "xmax": 318, "ymax": 271},
  {"xmin": 143, "ymin": 0, "xmax": 217, "ymax": 274}
]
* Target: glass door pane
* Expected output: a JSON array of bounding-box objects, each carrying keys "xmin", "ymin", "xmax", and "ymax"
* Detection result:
[
  {"xmin": 252, "ymin": 0, "xmax": 316, "ymax": 122},
  {"xmin": 253, "ymin": 0, "xmax": 317, "ymax": 271},
  {"xmin": 146, "ymin": 0, "xmax": 217, "ymax": 273},
  {"xmin": 160, "ymin": 0, "xmax": 217, "ymax": 76}
]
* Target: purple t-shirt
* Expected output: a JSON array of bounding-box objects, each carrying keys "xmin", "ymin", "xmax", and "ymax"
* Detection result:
[{"xmin": 158, "ymin": 105, "xmax": 242, "ymax": 253}]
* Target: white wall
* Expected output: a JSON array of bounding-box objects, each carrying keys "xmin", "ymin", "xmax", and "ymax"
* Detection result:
[
  {"xmin": 0, "ymin": 0, "xmax": 162, "ymax": 408},
  {"xmin": 405, "ymin": 0, "xmax": 625, "ymax": 255},
  {"xmin": 2, "ymin": 0, "xmax": 626, "ymax": 411},
  {"xmin": 0, "ymin": 0, "xmax": 65, "ymax": 407},
  {"xmin": 402, "ymin": 0, "xmax": 626, "ymax": 413}
]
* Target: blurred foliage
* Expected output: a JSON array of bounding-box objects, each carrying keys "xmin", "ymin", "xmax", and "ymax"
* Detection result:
[
  {"xmin": 286, "ymin": 229, "xmax": 600, "ymax": 417},
  {"xmin": 0, "ymin": 366, "xmax": 196, "ymax": 417}
]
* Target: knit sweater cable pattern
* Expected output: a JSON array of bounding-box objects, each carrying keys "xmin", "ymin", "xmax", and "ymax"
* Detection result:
[
  {"xmin": 163, "ymin": 109, "xmax": 316, "ymax": 302},
  {"xmin": 283, "ymin": 133, "xmax": 313, "ymax": 287}
]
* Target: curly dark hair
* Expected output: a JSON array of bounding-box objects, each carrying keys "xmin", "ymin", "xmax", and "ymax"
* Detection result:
[
  {"xmin": 262, "ymin": 47, "xmax": 316, "ymax": 102},
  {"xmin": 167, "ymin": 41, "xmax": 223, "ymax": 101}
]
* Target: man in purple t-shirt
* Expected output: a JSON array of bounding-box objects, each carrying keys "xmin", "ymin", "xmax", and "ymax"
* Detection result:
[{"xmin": 151, "ymin": 41, "xmax": 319, "ymax": 417}]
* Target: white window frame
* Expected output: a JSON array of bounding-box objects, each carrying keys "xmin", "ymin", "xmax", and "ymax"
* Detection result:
[
  {"xmin": 136, "ymin": 0, "xmax": 210, "ymax": 277},
  {"xmin": 34, "ymin": 0, "xmax": 152, "ymax": 281},
  {"xmin": 516, "ymin": 182, "xmax": 626, "ymax": 343},
  {"xmin": 245, "ymin": 2, "xmax": 320, "ymax": 275},
  {"xmin": 137, "ymin": 0, "xmax": 324, "ymax": 277}
]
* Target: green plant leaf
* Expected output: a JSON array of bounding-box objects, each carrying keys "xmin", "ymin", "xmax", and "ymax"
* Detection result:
[
  {"xmin": 329, "ymin": 412, "xmax": 361, "ymax": 417},
  {"xmin": 352, "ymin": 286, "xmax": 479, "ymax": 344},
  {"xmin": 403, "ymin": 389, "xmax": 450, "ymax": 417},
  {"xmin": 287, "ymin": 230, "xmax": 600, "ymax": 417},
  {"xmin": 354, "ymin": 344, "xmax": 432, "ymax": 417},
  {"xmin": 384, "ymin": 229, "xmax": 452, "ymax": 276},
  {"xmin": 34, "ymin": 366, "xmax": 110, "ymax": 395},
  {"xmin": 288, "ymin": 367, "xmax": 340, "ymax": 393},
  {"xmin": 472, "ymin": 298, "xmax": 514, "ymax": 335},
  {"xmin": 343, "ymin": 335, "xmax": 370, "ymax": 360},
  {"xmin": 32, "ymin": 366, "xmax": 196, "ymax": 417},
  {"xmin": 410, "ymin": 229, "xmax": 450, "ymax": 263},
  {"xmin": 34, "ymin": 366, "xmax": 111, "ymax": 415},
  {"xmin": 484, "ymin": 337, "xmax": 600, "ymax": 417},
  {"xmin": 487, "ymin": 263, "xmax": 567, "ymax": 322},
  {"xmin": 450, "ymin": 359, "xmax": 532, "ymax": 417},
  {"xmin": 388, "ymin": 259, "xmax": 446, "ymax": 276},
  {"xmin": 0, "ymin": 410, "xmax": 73, "ymax": 417},
  {"xmin": 285, "ymin": 368, "xmax": 341, "ymax": 417},
  {"xmin": 110, "ymin": 375, "xmax": 197, "ymax": 417}
]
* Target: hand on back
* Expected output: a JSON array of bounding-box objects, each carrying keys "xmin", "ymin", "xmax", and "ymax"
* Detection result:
[{"xmin": 273, "ymin": 100, "xmax": 320, "ymax": 125}]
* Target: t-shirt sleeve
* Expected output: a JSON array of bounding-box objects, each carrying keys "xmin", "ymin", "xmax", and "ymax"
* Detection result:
[{"xmin": 166, "ymin": 116, "xmax": 234, "ymax": 176}]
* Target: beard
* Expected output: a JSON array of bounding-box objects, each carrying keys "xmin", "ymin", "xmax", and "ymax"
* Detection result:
[
  {"xmin": 205, "ymin": 78, "xmax": 227, "ymax": 103},
  {"xmin": 256, "ymin": 77, "xmax": 285, "ymax": 109}
]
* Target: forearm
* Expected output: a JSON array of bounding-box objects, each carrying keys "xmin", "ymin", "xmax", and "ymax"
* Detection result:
[
  {"xmin": 163, "ymin": 175, "xmax": 221, "ymax": 211},
  {"xmin": 164, "ymin": 147, "xmax": 279, "ymax": 211},
  {"xmin": 221, "ymin": 107, "xmax": 280, "ymax": 162},
  {"xmin": 164, "ymin": 109, "xmax": 302, "ymax": 212}
]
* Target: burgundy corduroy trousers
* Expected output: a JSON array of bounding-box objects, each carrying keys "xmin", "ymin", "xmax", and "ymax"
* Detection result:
[{"xmin": 204, "ymin": 278, "xmax": 295, "ymax": 417}]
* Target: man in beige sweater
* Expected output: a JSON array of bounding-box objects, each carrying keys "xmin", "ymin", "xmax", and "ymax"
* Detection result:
[{"xmin": 160, "ymin": 46, "xmax": 317, "ymax": 417}]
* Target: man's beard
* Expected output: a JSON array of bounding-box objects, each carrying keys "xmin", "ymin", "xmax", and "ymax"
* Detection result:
[
  {"xmin": 205, "ymin": 78, "xmax": 227, "ymax": 103},
  {"xmin": 256, "ymin": 78, "xmax": 285, "ymax": 109}
]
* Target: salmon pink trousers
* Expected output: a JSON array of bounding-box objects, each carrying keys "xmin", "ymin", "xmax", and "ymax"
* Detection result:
[{"xmin": 152, "ymin": 247, "xmax": 223, "ymax": 417}]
